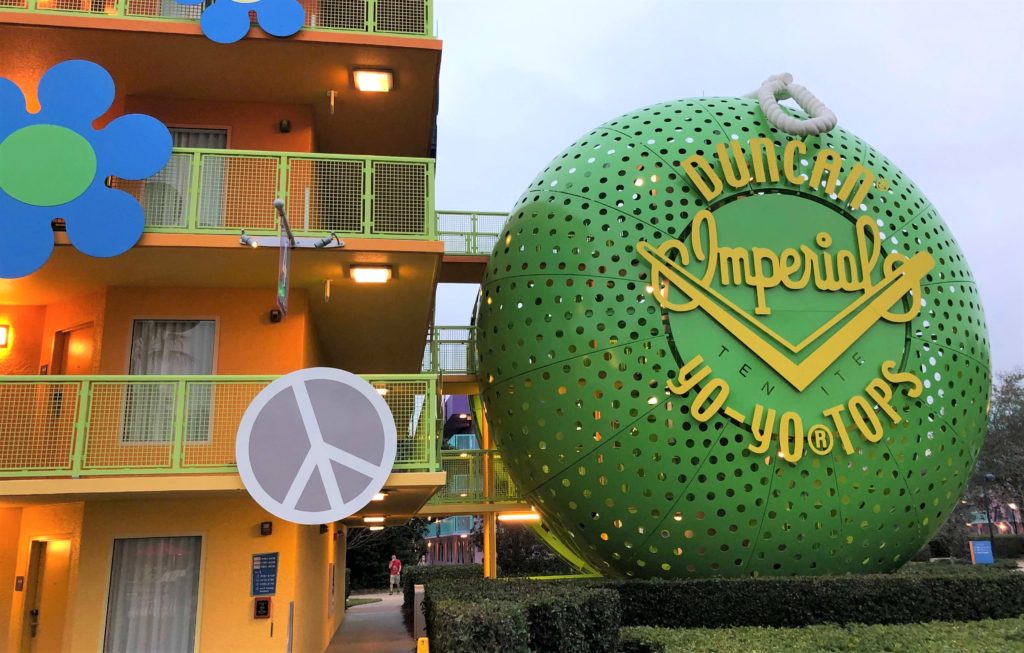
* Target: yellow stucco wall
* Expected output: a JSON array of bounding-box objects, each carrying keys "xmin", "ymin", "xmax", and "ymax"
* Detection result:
[
  {"xmin": 0, "ymin": 507, "xmax": 22, "ymax": 645},
  {"xmin": 66, "ymin": 495, "xmax": 345, "ymax": 653}
]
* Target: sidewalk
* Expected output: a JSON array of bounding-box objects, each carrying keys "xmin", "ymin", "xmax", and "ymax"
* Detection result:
[{"xmin": 326, "ymin": 592, "xmax": 415, "ymax": 653}]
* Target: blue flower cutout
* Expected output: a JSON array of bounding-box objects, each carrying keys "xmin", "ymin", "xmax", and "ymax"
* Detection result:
[
  {"xmin": 0, "ymin": 60, "xmax": 172, "ymax": 279},
  {"xmin": 178, "ymin": 0, "xmax": 306, "ymax": 44}
]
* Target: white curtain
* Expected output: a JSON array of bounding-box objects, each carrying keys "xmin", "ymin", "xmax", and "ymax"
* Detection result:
[
  {"xmin": 103, "ymin": 536, "xmax": 202, "ymax": 653},
  {"xmin": 125, "ymin": 321, "xmax": 215, "ymax": 443},
  {"xmin": 129, "ymin": 321, "xmax": 215, "ymax": 376}
]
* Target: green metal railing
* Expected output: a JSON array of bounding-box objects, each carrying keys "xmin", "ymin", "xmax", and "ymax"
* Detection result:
[
  {"xmin": 422, "ymin": 326, "xmax": 477, "ymax": 374},
  {"xmin": 0, "ymin": 0, "xmax": 434, "ymax": 38},
  {"xmin": 437, "ymin": 210, "xmax": 508, "ymax": 255},
  {"xmin": 111, "ymin": 147, "xmax": 435, "ymax": 239},
  {"xmin": 427, "ymin": 449, "xmax": 521, "ymax": 504},
  {"xmin": 0, "ymin": 373, "xmax": 439, "ymax": 478}
]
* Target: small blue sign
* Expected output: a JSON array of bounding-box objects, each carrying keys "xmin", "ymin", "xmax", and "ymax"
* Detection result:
[
  {"xmin": 252, "ymin": 552, "xmax": 279, "ymax": 596},
  {"xmin": 969, "ymin": 540, "xmax": 994, "ymax": 565}
]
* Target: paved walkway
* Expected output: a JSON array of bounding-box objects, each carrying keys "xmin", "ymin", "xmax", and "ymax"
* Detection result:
[{"xmin": 326, "ymin": 591, "xmax": 415, "ymax": 653}]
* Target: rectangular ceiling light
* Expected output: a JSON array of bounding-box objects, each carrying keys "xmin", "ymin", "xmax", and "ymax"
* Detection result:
[
  {"xmin": 0, "ymin": 325, "xmax": 8, "ymax": 348},
  {"xmin": 353, "ymin": 70, "xmax": 394, "ymax": 93},
  {"xmin": 363, "ymin": 516, "xmax": 385, "ymax": 523},
  {"xmin": 351, "ymin": 266, "xmax": 392, "ymax": 284}
]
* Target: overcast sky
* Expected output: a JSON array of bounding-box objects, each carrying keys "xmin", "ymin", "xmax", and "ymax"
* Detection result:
[{"xmin": 431, "ymin": 0, "xmax": 1023, "ymax": 373}]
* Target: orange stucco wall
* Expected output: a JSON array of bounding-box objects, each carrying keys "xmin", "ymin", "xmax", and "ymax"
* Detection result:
[
  {"xmin": 125, "ymin": 96, "xmax": 315, "ymax": 152},
  {"xmin": 3, "ymin": 503, "xmax": 84, "ymax": 653},
  {"xmin": 98, "ymin": 287, "xmax": 321, "ymax": 375},
  {"xmin": 0, "ymin": 306, "xmax": 45, "ymax": 376},
  {"xmin": 38, "ymin": 291, "xmax": 107, "ymax": 374}
]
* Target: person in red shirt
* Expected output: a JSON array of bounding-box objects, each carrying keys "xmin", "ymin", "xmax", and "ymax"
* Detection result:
[{"xmin": 388, "ymin": 555, "xmax": 402, "ymax": 595}]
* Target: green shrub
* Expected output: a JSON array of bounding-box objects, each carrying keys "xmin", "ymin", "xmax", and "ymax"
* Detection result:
[
  {"xmin": 596, "ymin": 574, "xmax": 1024, "ymax": 629},
  {"xmin": 619, "ymin": 618, "xmax": 1024, "ymax": 653},
  {"xmin": 430, "ymin": 599, "xmax": 529, "ymax": 653},
  {"xmin": 402, "ymin": 563, "xmax": 483, "ymax": 608},
  {"xmin": 423, "ymin": 579, "xmax": 619, "ymax": 653}
]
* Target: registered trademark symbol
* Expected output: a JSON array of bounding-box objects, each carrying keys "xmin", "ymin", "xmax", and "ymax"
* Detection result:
[
  {"xmin": 875, "ymin": 178, "xmax": 890, "ymax": 192},
  {"xmin": 807, "ymin": 424, "xmax": 834, "ymax": 456}
]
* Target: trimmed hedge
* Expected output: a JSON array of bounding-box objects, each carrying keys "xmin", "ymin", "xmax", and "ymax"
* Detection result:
[
  {"xmin": 402, "ymin": 564, "xmax": 483, "ymax": 609},
  {"xmin": 423, "ymin": 579, "xmax": 620, "ymax": 653},
  {"xmin": 594, "ymin": 574, "xmax": 1024, "ymax": 628},
  {"xmin": 431, "ymin": 599, "xmax": 529, "ymax": 653},
  {"xmin": 619, "ymin": 618, "xmax": 1024, "ymax": 653}
]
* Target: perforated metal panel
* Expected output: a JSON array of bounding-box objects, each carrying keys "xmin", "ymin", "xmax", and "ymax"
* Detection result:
[
  {"xmin": 287, "ymin": 158, "xmax": 364, "ymax": 232},
  {"xmin": 477, "ymin": 97, "xmax": 990, "ymax": 578},
  {"xmin": 372, "ymin": 161, "xmax": 428, "ymax": 235},
  {"xmin": 198, "ymin": 154, "xmax": 279, "ymax": 230},
  {"xmin": 375, "ymin": 0, "xmax": 426, "ymax": 34}
]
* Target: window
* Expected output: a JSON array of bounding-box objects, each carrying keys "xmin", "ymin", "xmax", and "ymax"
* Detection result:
[
  {"xmin": 103, "ymin": 536, "xmax": 202, "ymax": 653},
  {"xmin": 123, "ymin": 320, "xmax": 215, "ymax": 443}
]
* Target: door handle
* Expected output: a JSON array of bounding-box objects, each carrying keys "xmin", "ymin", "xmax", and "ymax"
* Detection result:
[{"xmin": 29, "ymin": 608, "xmax": 39, "ymax": 637}]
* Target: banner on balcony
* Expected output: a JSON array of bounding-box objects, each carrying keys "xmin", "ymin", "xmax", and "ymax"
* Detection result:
[
  {"xmin": 475, "ymin": 74, "xmax": 990, "ymax": 579},
  {"xmin": 235, "ymin": 367, "xmax": 397, "ymax": 525},
  {"xmin": 0, "ymin": 60, "xmax": 172, "ymax": 279}
]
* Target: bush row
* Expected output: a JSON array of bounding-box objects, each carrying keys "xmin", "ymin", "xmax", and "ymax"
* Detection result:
[
  {"xmin": 592, "ymin": 573, "xmax": 1024, "ymax": 629},
  {"xmin": 619, "ymin": 618, "xmax": 1024, "ymax": 653},
  {"xmin": 424, "ymin": 578, "xmax": 620, "ymax": 653},
  {"xmin": 401, "ymin": 563, "xmax": 483, "ymax": 609}
]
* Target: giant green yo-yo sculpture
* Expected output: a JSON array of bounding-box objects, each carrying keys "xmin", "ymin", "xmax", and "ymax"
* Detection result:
[{"xmin": 476, "ymin": 74, "xmax": 990, "ymax": 577}]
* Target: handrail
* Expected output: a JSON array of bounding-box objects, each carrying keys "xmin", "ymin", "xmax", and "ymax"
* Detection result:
[
  {"xmin": 112, "ymin": 147, "xmax": 436, "ymax": 240},
  {"xmin": 0, "ymin": 373, "xmax": 439, "ymax": 477},
  {"xmin": 1, "ymin": 0, "xmax": 434, "ymax": 38}
]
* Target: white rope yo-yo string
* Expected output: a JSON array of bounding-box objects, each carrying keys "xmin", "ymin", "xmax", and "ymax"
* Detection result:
[{"xmin": 745, "ymin": 73, "xmax": 837, "ymax": 136}]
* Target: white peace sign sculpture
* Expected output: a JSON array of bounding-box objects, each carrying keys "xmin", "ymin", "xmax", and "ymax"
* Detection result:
[{"xmin": 236, "ymin": 368, "xmax": 397, "ymax": 525}]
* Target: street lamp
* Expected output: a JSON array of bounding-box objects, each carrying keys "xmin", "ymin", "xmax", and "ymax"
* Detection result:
[{"xmin": 982, "ymin": 473, "xmax": 997, "ymax": 546}]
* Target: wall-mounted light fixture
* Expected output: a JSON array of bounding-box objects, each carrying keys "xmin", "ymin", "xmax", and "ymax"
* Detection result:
[
  {"xmin": 0, "ymin": 325, "xmax": 9, "ymax": 348},
  {"xmin": 351, "ymin": 265, "xmax": 392, "ymax": 284},
  {"xmin": 260, "ymin": 521, "xmax": 273, "ymax": 536},
  {"xmin": 239, "ymin": 230, "xmax": 259, "ymax": 248},
  {"xmin": 313, "ymin": 233, "xmax": 339, "ymax": 248},
  {"xmin": 353, "ymin": 69, "xmax": 394, "ymax": 93}
]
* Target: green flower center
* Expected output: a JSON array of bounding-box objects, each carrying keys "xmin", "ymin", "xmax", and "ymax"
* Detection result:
[{"xmin": 0, "ymin": 124, "xmax": 97, "ymax": 207}]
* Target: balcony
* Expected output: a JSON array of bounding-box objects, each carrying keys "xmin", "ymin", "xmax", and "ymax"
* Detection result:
[
  {"xmin": 0, "ymin": 0, "xmax": 433, "ymax": 38},
  {"xmin": 422, "ymin": 326, "xmax": 478, "ymax": 376},
  {"xmin": 113, "ymin": 148, "xmax": 435, "ymax": 240},
  {"xmin": 0, "ymin": 373, "xmax": 439, "ymax": 478},
  {"xmin": 425, "ymin": 449, "xmax": 524, "ymax": 508}
]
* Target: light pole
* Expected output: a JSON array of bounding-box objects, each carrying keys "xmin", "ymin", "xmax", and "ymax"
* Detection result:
[
  {"xmin": 982, "ymin": 473, "xmax": 997, "ymax": 546},
  {"xmin": 1009, "ymin": 503, "xmax": 1020, "ymax": 535}
]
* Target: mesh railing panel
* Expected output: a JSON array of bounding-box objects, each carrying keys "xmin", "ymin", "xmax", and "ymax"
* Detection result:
[
  {"xmin": 287, "ymin": 158, "xmax": 364, "ymax": 233},
  {"xmin": 492, "ymin": 455, "xmax": 518, "ymax": 501},
  {"xmin": 0, "ymin": 0, "xmax": 29, "ymax": 8},
  {"xmin": 375, "ymin": 0, "xmax": 426, "ymax": 34},
  {"xmin": 0, "ymin": 382, "xmax": 78, "ymax": 471},
  {"xmin": 125, "ymin": 0, "xmax": 202, "ymax": 19},
  {"xmin": 370, "ymin": 378, "xmax": 433, "ymax": 468},
  {"xmin": 112, "ymin": 152, "xmax": 193, "ymax": 229},
  {"xmin": 183, "ymin": 381, "xmax": 267, "ymax": 467},
  {"xmin": 429, "ymin": 451, "xmax": 522, "ymax": 503},
  {"xmin": 304, "ymin": 0, "xmax": 365, "ymax": 30},
  {"xmin": 372, "ymin": 161, "xmax": 427, "ymax": 235},
  {"xmin": 433, "ymin": 327, "xmax": 476, "ymax": 374},
  {"xmin": 437, "ymin": 211, "xmax": 509, "ymax": 255},
  {"xmin": 84, "ymin": 382, "xmax": 175, "ymax": 469},
  {"xmin": 36, "ymin": 0, "xmax": 116, "ymax": 14},
  {"xmin": 198, "ymin": 154, "xmax": 280, "ymax": 231}
]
